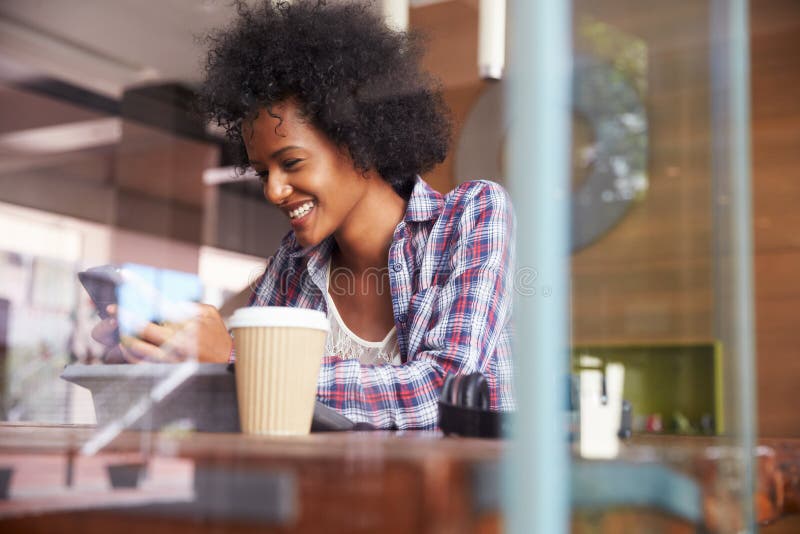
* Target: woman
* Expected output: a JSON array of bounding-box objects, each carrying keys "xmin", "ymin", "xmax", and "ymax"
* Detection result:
[{"xmin": 97, "ymin": 0, "xmax": 515, "ymax": 430}]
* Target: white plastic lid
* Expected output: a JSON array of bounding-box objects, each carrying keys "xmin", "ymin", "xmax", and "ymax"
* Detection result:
[{"xmin": 227, "ymin": 306, "xmax": 330, "ymax": 332}]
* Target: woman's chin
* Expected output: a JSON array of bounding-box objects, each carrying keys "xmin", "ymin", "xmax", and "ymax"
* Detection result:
[{"xmin": 293, "ymin": 231, "xmax": 321, "ymax": 249}]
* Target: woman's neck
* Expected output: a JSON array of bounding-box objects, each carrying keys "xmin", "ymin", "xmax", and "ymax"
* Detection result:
[{"xmin": 333, "ymin": 176, "xmax": 407, "ymax": 274}]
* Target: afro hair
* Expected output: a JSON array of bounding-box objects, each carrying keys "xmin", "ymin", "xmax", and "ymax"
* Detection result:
[{"xmin": 200, "ymin": 0, "xmax": 452, "ymax": 199}]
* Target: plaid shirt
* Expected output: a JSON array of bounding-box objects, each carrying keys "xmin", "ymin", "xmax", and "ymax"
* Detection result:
[{"xmin": 249, "ymin": 177, "xmax": 515, "ymax": 429}]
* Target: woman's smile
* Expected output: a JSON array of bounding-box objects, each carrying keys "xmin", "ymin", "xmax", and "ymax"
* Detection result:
[
  {"xmin": 286, "ymin": 200, "xmax": 315, "ymax": 220},
  {"xmin": 285, "ymin": 199, "xmax": 317, "ymax": 230}
]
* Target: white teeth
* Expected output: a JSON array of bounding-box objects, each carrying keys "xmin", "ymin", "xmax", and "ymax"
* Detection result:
[{"xmin": 289, "ymin": 201, "xmax": 314, "ymax": 219}]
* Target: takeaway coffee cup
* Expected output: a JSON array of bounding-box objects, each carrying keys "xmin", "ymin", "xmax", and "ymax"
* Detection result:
[{"xmin": 227, "ymin": 306, "xmax": 330, "ymax": 435}]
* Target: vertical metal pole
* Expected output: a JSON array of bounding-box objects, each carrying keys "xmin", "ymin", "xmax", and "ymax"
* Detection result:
[
  {"xmin": 710, "ymin": 0, "xmax": 756, "ymax": 530},
  {"xmin": 505, "ymin": 0, "xmax": 572, "ymax": 533}
]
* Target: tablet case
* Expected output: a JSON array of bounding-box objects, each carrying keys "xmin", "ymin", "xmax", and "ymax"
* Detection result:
[{"xmin": 61, "ymin": 363, "xmax": 355, "ymax": 433}]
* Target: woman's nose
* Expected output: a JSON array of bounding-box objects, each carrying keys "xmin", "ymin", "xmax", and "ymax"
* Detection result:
[{"xmin": 264, "ymin": 173, "xmax": 293, "ymax": 205}]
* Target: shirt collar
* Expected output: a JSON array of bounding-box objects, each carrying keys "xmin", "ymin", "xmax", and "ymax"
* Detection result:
[
  {"xmin": 404, "ymin": 176, "xmax": 444, "ymax": 223},
  {"xmin": 289, "ymin": 235, "xmax": 334, "ymax": 292}
]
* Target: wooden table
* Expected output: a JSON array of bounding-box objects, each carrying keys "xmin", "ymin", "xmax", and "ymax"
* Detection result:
[
  {"xmin": 0, "ymin": 423, "xmax": 798, "ymax": 533},
  {"xmin": 0, "ymin": 423, "xmax": 500, "ymax": 534}
]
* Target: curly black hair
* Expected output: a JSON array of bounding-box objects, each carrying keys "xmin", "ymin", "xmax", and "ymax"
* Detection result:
[{"xmin": 200, "ymin": 0, "xmax": 452, "ymax": 200}]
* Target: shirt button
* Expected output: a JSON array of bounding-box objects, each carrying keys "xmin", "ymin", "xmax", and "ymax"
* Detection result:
[
  {"xmin": 398, "ymin": 314, "xmax": 407, "ymax": 324},
  {"xmin": 393, "ymin": 263, "xmax": 402, "ymax": 272}
]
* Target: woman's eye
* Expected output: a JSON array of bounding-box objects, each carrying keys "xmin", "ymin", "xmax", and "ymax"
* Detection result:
[
  {"xmin": 283, "ymin": 158, "xmax": 301, "ymax": 170},
  {"xmin": 256, "ymin": 170, "xmax": 268, "ymax": 183}
]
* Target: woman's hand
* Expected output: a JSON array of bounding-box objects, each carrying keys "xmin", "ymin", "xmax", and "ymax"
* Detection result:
[
  {"xmin": 90, "ymin": 307, "xmax": 126, "ymax": 363},
  {"xmin": 91, "ymin": 304, "xmax": 232, "ymax": 364}
]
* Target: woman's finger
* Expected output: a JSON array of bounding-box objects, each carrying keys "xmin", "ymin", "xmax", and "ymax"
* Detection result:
[
  {"xmin": 120, "ymin": 343, "xmax": 147, "ymax": 364},
  {"xmin": 120, "ymin": 335, "xmax": 182, "ymax": 363},
  {"xmin": 102, "ymin": 345, "xmax": 128, "ymax": 364},
  {"xmin": 137, "ymin": 322, "xmax": 178, "ymax": 347},
  {"xmin": 120, "ymin": 344, "xmax": 148, "ymax": 364},
  {"xmin": 91, "ymin": 318, "xmax": 119, "ymax": 347},
  {"xmin": 139, "ymin": 319, "xmax": 203, "ymax": 360}
]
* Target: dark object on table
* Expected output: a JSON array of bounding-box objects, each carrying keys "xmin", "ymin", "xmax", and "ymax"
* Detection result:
[
  {"xmin": 618, "ymin": 399, "xmax": 633, "ymax": 440},
  {"xmin": 310, "ymin": 400, "xmax": 356, "ymax": 432},
  {"xmin": 61, "ymin": 363, "xmax": 358, "ymax": 433},
  {"xmin": 0, "ymin": 467, "xmax": 12, "ymax": 500},
  {"xmin": 107, "ymin": 462, "xmax": 147, "ymax": 489},
  {"xmin": 438, "ymin": 373, "xmax": 507, "ymax": 438}
]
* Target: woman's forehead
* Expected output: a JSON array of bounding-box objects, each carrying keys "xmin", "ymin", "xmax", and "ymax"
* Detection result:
[
  {"xmin": 244, "ymin": 103, "xmax": 305, "ymax": 144},
  {"xmin": 247, "ymin": 102, "xmax": 299, "ymax": 131},
  {"xmin": 242, "ymin": 101, "xmax": 337, "ymax": 161}
]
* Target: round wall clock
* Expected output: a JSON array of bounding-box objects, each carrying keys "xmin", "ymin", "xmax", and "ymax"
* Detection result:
[{"xmin": 454, "ymin": 54, "xmax": 648, "ymax": 251}]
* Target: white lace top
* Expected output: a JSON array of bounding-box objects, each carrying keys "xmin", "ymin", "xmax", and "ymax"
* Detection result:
[{"xmin": 323, "ymin": 261, "xmax": 402, "ymax": 365}]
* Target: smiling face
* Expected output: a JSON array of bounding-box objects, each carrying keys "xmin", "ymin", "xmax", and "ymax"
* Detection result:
[{"xmin": 242, "ymin": 101, "xmax": 372, "ymax": 248}]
